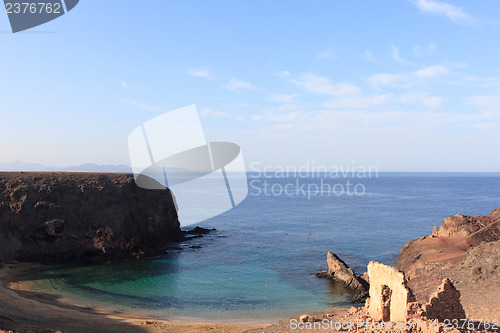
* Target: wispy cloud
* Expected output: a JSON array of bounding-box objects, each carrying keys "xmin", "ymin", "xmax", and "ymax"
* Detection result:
[
  {"xmin": 369, "ymin": 65, "xmax": 449, "ymax": 88},
  {"xmin": 316, "ymin": 48, "xmax": 336, "ymax": 59},
  {"xmin": 399, "ymin": 92, "xmax": 444, "ymax": 107},
  {"xmin": 292, "ymin": 72, "xmax": 360, "ymax": 96},
  {"xmin": 463, "ymin": 76, "xmax": 500, "ymax": 89},
  {"xmin": 224, "ymin": 79, "xmax": 256, "ymax": 91},
  {"xmin": 413, "ymin": 43, "xmax": 437, "ymax": 57},
  {"xmin": 391, "ymin": 45, "xmax": 413, "ymax": 65},
  {"xmin": 361, "ymin": 50, "xmax": 381, "ymax": 64},
  {"xmin": 468, "ymin": 96, "xmax": 500, "ymax": 110},
  {"xmin": 121, "ymin": 81, "xmax": 147, "ymax": 90},
  {"xmin": 267, "ymin": 111, "xmax": 303, "ymax": 122},
  {"xmin": 274, "ymin": 71, "xmax": 291, "ymax": 77},
  {"xmin": 324, "ymin": 94, "xmax": 390, "ymax": 109},
  {"xmin": 187, "ymin": 68, "xmax": 213, "ymax": 79},
  {"xmin": 368, "ymin": 72, "xmax": 408, "ymax": 88},
  {"xmin": 413, "ymin": 0, "xmax": 473, "ymax": 25},
  {"xmin": 414, "ymin": 65, "xmax": 448, "ymax": 78},
  {"xmin": 200, "ymin": 108, "xmax": 245, "ymax": 122},
  {"xmin": 267, "ymin": 93, "xmax": 298, "ymax": 103},
  {"xmin": 127, "ymin": 100, "xmax": 168, "ymax": 112}
]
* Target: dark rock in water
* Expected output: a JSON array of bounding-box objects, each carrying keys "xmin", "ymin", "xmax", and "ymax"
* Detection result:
[
  {"xmin": 316, "ymin": 252, "xmax": 369, "ymax": 294},
  {"xmin": 314, "ymin": 271, "xmax": 330, "ymax": 279},
  {"xmin": 351, "ymin": 290, "xmax": 369, "ymax": 304},
  {"xmin": 0, "ymin": 172, "xmax": 182, "ymax": 264},
  {"xmin": 190, "ymin": 245, "xmax": 202, "ymax": 249},
  {"xmin": 166, "ymin": 246, "xmax": 183, "ymax": 251},
  {"xmin": 185, "ymin": 226, "xmax": 216, "ymax": 235}
]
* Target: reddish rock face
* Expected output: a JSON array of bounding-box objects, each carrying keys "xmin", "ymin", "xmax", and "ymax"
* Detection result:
[
  {"xmin": 0, "ymin": 172, "xmax": 182, "ymax": 263},
  {"xmin": 395, "ymin": 208, "xmax": 500, "ymax": 320},
  {"xmin": 397, "ymin": 209, "xmax": 500, "ymax": 272},
  {"xmin": 433, "ymin": 210, "xmax": 500, "ymax": 245}
]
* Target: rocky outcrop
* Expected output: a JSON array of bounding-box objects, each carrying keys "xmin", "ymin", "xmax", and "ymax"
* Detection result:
[
  {"xmin": 432, "ymin": 210, "xmax": 500, "ymax": 244},
  {"xmin": 396, "ymin": 208, "xmax": 500, "ymax": 319},
  {"xmin": 0, "ymin": 172, "xmax": 183, "ymax": 263},
  {"xmin": 316, "ymin": 252, "xmax": 369, "ymax": 292},
  {"xmin": 316, "ymin": 251, "xmax": 369, "ymax": 304},
  {"xmin": 398, "ymin": 209, "xmax": 500, "ymax": 274},
  {"xmin": 326, "ymin": 252, "xmax": 368, "ymax": 291}
]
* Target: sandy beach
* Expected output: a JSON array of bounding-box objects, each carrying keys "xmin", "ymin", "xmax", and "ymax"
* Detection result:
[{"xmin": 0, "ymin": 263, "xmax": 270, "ymax": 333}]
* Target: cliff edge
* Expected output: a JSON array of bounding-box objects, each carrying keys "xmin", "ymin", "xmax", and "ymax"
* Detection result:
[{"xmin": 0, "ymin": 172, "xmax": 182, "ymax": 263}]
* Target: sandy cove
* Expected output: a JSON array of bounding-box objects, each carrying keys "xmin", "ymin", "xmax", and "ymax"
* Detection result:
[{"xmin": 0, "ymin": 263, "xmax": 270, "ymax": 333}]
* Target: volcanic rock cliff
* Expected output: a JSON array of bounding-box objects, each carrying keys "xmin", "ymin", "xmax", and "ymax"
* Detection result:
[
  {"xmin": 0, "ymin": 172, "xmax": 183, "ymax": 263},
  {"xmin": 396, "ymin": 208, "xmax": 500, "ymax": 319}
]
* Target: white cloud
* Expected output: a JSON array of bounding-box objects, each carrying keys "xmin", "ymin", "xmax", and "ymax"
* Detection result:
[
  {"xmin": 121, "ymin": 81, "xmax": 147, "ymax": 90},
  {"xmin": 292, "ymin": 72, "xmax": 360, "ymax": 96},
  {"xmin": 127, "ymin": 100, "xmax": 168, "ymax": 112},
  {"xmin": 200, "ymin": 108, "xmax": 245, "ymax": 122},
  {"xmin": 187, "ymin": 68, "xmax": 213, "ymax": 79},
  {"xmin": 413, "ymin": 43, "xmax": 437, "ymax": 57},
  {"xmin": 399, "ymin": 92, "xmax": 444, "ymax": 107},
  {"xmin": 267, "ymin": 93, "xmax": 298, "ymax": 103},
  {"xmin": 368, "ymin": 73, "xmax": 408, "ymax": 88},
  {"xmin": 274, "ymin": 71, "xmax": 291, "ymax": 77},
  {"xmin": 464, "ymin": 76, "xmax": 500, "ymax": 89},
  {"xmin": 224, "ymin": 79, "xmax": 256, "ymax": 91},
  {"xmin": 317, "ymin": 48, "xmax": 336, "ymax": 59},
  {"xmin": 391, "ymin": 45, "xmax": 413, "ymax": 65},
  {"xmin": 414, "ymin": 0, "xmax": 473, "ymax": 25},
  {"xmin": 324, "ymin": 94, "xmax": 390, "ymax": 109},
  {"xmin": 251, "ymin": 115, "xmax": 263, "ymax": 121},
  {"xmin": 361, "ymin": 51, "xmax": 381, "ymax": 63},
  {"xmin": 414, "ymin": 65, "xmax": 448, "ymax": 78},
  {"xmin": 422, "ymin": 96, "xmax": 444, "ymax": 107},
  {"xmin": 468, "ymin": 96, "xmax": 500, "ymax": 110},
  {"xmin": 267, "ymin": 111, "xmax": 302, "ymax": 122},
  {"xmin": 369, "ymin": 65, "xmax": 448, "ymax": 88}
]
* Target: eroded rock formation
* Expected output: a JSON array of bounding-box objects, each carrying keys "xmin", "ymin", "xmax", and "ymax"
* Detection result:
[
  {"xmin": 396, "ymin": 208, "xmax": 500, "ymax": 319},
  {"xmin": 316, "ymin": 251, "xmax": 370, "ymax": 304},
  {"xmin": 0, "ymin": 172, "xmax": 182, "ymax": 263},
  {"xmin": 326, "ymin": 251, "xmax": 368, "ymax": 291},
  {"xmin": 398, "ymin": 208, "xmax": 500, "ymax": 272}
]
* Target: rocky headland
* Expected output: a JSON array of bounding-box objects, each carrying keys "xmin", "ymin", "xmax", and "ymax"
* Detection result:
[
  {"xmin": 0, "ymin": 172, "xmax": 183, "ymax": 264},
  {"xmin": 298, "ymin": 208, "xmax": 500, "ymax": 333},
  {"xmin": 396, "ymin": 208, "xmax": 500, "ymax": 319}
]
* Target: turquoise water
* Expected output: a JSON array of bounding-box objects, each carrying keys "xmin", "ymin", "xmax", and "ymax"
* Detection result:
[{"xmin": 21, "ymin": 173, "xmax": 500, "ymax": 321}]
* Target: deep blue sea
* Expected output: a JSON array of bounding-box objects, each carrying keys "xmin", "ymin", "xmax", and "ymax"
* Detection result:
[{"xmin": 22, "ymin": 173, "xmax": 500, "ymax": 321}]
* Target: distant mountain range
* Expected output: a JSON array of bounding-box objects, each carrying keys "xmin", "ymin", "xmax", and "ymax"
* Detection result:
[{"xmin": 0, "ymin": 161, "xmax": 133, "ymax": 173}]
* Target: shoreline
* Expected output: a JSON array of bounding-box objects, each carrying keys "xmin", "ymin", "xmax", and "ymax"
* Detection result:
[{"xmin": 0, "ymin": 263, "xmax": 271, "ymax": 333}]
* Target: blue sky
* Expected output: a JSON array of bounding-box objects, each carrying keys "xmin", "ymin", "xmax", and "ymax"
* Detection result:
[{"xmin": 1, "ymin": 0, "xmax": 499, "ymax": 171}]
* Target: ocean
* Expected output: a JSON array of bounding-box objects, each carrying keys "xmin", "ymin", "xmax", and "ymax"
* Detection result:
[{"xmin": 20, "ymin": 173, "xmax": 500, "ymax": 321}]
